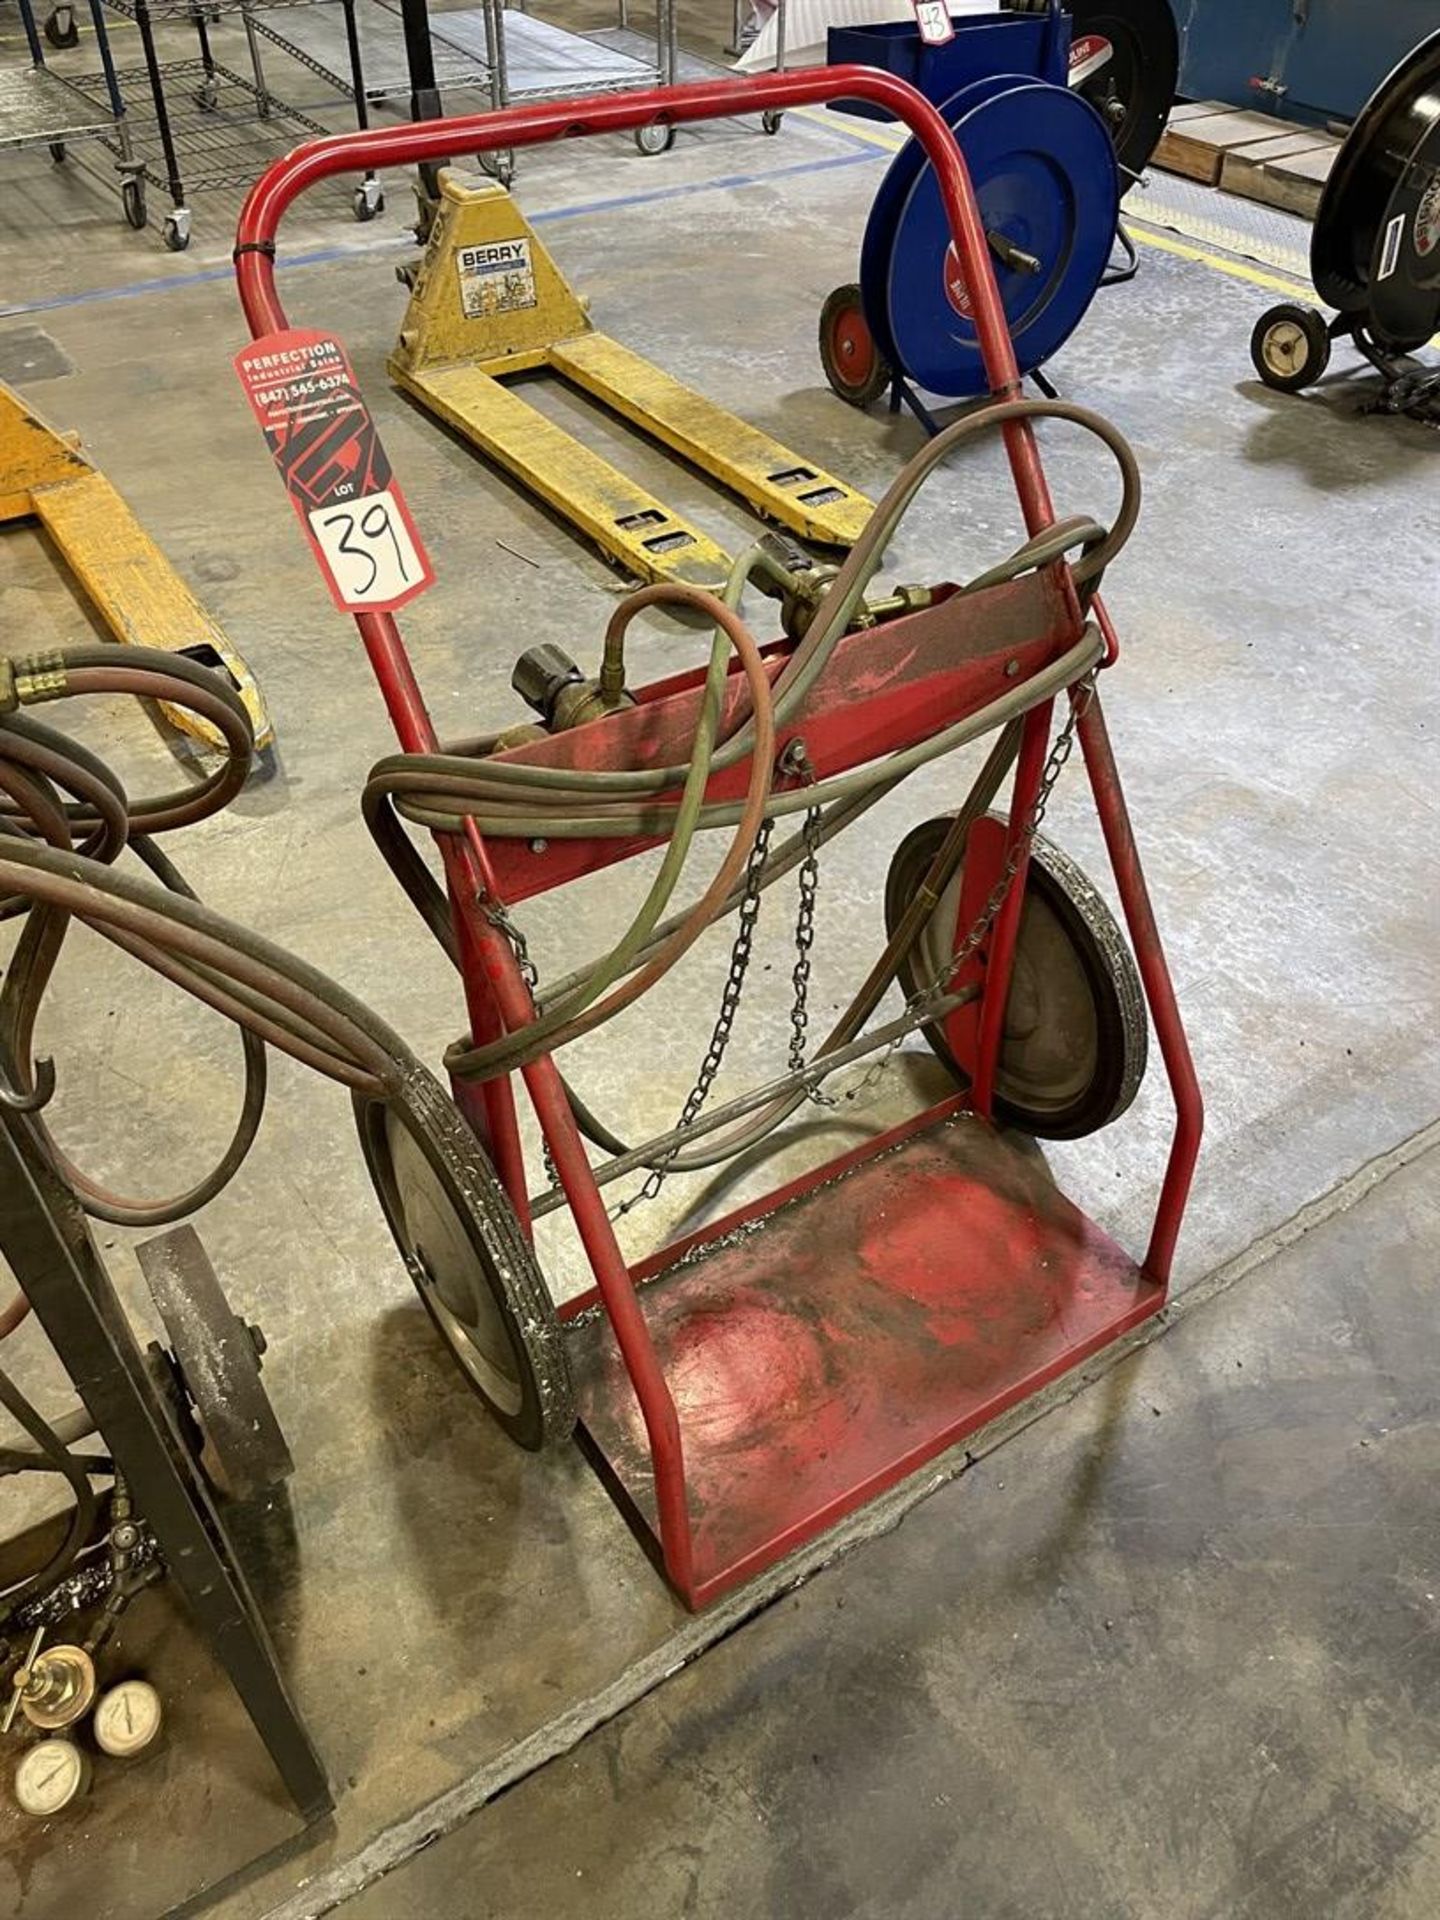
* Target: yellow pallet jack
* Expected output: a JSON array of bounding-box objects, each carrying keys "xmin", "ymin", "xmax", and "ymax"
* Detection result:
[
  {"xmin": 390, "ymin": 177, "xmax": 874, "ymax": 591},
  {"xmin": 0, "ymin": 381, "xmax": 273, "ymax": 753}
]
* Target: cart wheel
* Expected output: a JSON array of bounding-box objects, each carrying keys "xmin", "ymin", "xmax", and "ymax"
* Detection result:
[
  {"xmin": 44, "ymin": 5, "xmax": 79, "ymax": 48},
  {"xmin": 353, "ymin": 178, "xmax": 384, "ymax": 222},
  {"xmin": 635, "ymin": 122, "xmax": 675, "ymax": 156},
  {"xmin": 163, "ymin": 209, "xmax": 191, "ymax": 252},
  {"xmin": 121, "ymin": 178, "xmax": 146, "ymax": 230},
  {"xmin": 819, "ymin": 282, "xmax": 891, "ymax": 408},
  {"xmin": 194, "ymin": 77, "xmax": 219, "ymax": 112},
  {"xmin": 479, "ymin": 148, "xmax": 515, "ymax": 187},
  {"xmin": 1250, "ymin": 303, "xmax": 1332, "ymax": 393},
  {"xmin": 355, "ymin": 1072, "xmax": 575, "ymax": 1452},
  {"xmin": 761, "ymin": 109, "xmax": 783, "ymax": 135},
  {"xmin": 136, "ymin": 1226, "xmax": 294, "ymax": 1504},
  {"xmin": 885, "ymin": 812, "xmax": 1148, "ymax": 1140},
  {"xmin": 49, "ymin": 142, "xmax": 67, "ymax": 164}
]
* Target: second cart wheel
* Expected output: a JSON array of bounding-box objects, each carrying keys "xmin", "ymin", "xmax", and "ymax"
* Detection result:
[
  {"xmin": 818, "ymin": 282, "xmax": 891, "ymax": 407},
  {"xmin": 49, "ymin": 142, "xmax": 67, "ymax": 164},
  {"xmin": 121, "ymin": 178, "xmax": 146, "ymax": 230},
  {"xmin": 1250, "ymin": 302, "xmax": 1332, "ymax": 392},
  {"xmin": 136, "ymin": 1225, "xmax": 294, "ymax": 1504},
  {"xmin": 761, "ymin": 109, "xmax": 783, "ymax": 135},
  {"xmin": 163, "ymin": 209, "xmax": 191, "ymax": 252},
  {"xmin": 635, "ymin": 122, "xmax": 675, "ymax": 156},
  {"xmin": 353, "ymin": 178, "xmax": 384, "ymax": 222},
  {"xmin": 355, "ymin": 1071, "xmax": 575, "ymax": 1452},
  {"xmin": 885, "ymin": 812, "xmax": 1148, "ymax": 1140},
  {"xmin": 479, "ymin": 148, "xmax": 515, "ymax": 187},
  {"xmin": 194, "ymin": 78, "xmax": 218, "ymax": 112}
]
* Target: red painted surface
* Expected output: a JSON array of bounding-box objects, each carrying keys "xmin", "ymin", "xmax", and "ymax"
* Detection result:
[
  {"xmin": 231, "ymin": 73, "xmax": 1202, "ymax": 1607},
  {"xmin": 490, "ymin": 572, "xmax": 1074, "ymax": 901},
  {"xmin": 566, "ymin": 1104, "xmax": 1163, "ymax": 1608}
]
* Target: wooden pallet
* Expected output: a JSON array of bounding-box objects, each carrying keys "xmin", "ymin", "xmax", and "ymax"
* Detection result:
[
  {"xmin": 1156, "ymin": 104, "xmax": 1302, "ymax": 184},
  {"xmin": 1154, "ymin": 99, "xmax": 1342, "ymax": 219},
  {"xmin": 1236, "ymin": 143, "xmax": 1339, "ymax": 220}
]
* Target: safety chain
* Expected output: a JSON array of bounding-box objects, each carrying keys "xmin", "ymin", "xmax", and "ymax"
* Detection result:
[
  {"xmin": 488, "ymin": 683, "xmax": 1092, "ymax": 1206},
  {"xmin": 922, "ymin": 682, "xmax": 1091, "ymax": 1003},
  {"xmin": 788, "ymin": 804, "xmax": 836, "ymax": 1106},
  {"xmin": 484, "ymin": 897, "xmax": 541, "ymax": 998},
  {"xmin": 612, "ymin": 814, "xmax": 776, "ymax": 1217},
  {"xmin": 841, "ymin": 680, "xmax": 1094, "ymax": 1107},
  {"xmin": 482, "ymin": 898, "xmax": 559, "ymax": 1188}
]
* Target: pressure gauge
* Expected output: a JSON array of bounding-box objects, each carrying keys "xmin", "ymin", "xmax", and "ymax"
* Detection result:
[
  {"xmin": 13, "ymin": 1737, "xmax": 90, "ymax": 1817},
  {"xmin": 93, "ymin": 1679, "xmax": 163, "ymax": 1760}
]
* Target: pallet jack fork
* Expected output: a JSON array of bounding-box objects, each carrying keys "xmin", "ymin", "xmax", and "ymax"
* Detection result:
[
  {"xmin": 0, "ymin": 382, "xmax": 273, "ymax": 753},
  {"xmin": 389, "ymin": 176, "xmax": 875, "ymax": 590}
]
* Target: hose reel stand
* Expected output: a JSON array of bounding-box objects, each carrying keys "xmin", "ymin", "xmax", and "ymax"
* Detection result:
[
  {"xmin": 819, "ymin": 1, "xmax": 1179, "ymax": 428},
  {"xmin": 1250, "ymin": 29, "xmax": 1440, "ymax": 424}
]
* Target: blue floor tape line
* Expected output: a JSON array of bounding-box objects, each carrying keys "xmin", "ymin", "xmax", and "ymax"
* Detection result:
[{"xmin": 0, "ymin": 143, "xmax": 881, "ymax": 323}]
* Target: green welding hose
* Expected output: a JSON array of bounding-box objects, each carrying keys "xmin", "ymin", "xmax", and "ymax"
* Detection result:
[
  {"xmin": 470, "ymin": 577, "xmax": 740, "ymax": 1072},
  {"xmin": 365, "ymin": 397, "xmax": 1139, "ymax": 1082},
  {"xmin": 365, "ymin": 397, "xmax": 1137, "ymax": 838}
]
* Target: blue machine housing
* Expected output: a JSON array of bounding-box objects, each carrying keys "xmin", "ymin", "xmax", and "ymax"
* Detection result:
[{"xmin": 827, "ymin": 5, "xmax": 1072, "ymax": 121}]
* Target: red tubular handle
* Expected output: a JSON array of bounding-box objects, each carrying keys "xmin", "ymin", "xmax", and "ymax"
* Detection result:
[{"xmin": 233, "ymin": 67, "xmax": 1068, "ymax": 540}]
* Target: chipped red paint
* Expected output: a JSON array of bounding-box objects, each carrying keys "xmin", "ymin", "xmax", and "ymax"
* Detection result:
[
  {"xmin": 566, "ymin": 1105, "xmax": 1163, "ymax": 1607},
  {"xmin": 489, "ymin": 572, "xmax": 1074, "ymax": 901}
]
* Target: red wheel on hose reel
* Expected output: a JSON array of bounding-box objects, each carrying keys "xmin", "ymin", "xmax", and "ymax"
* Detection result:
[{"xmin": 819, "ymin": 282, "xmax": 891, "ymax": 408}]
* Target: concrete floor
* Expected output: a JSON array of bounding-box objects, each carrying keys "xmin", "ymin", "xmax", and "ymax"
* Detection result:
[
  {"xmin": 0, "ymin": 35, "xmax": 1438, "ymax": 1920},
  {"xmin": 345, "ymin": 1141, "xmax": 1440, "ymax": 1920}
]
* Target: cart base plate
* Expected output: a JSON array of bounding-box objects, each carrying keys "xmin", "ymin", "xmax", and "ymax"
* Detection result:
[{"xmin": 564, "ymin": 1099, "xmax": 1163, "ymax": 1609}]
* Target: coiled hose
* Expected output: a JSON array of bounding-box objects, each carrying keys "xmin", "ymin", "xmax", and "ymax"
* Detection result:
[
  {"xmin": 360, "ymin": 398, "xmax": 1139, "ymax": 1120},
  {"xmin": 0, "ymin": 646, "xmax": 446, "ymax": 1346}
]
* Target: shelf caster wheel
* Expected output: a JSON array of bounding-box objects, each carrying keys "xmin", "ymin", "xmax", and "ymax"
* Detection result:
[
  {"xmin": 137, "ymin": 1226, "xmax": 294, "ymax": 1504},
  {"xmin": 49, "ymin": 142, "xmax": 67, "ymax": 164},
  {"xmin": 818, "ymin": 282, "xmax": 891, "ymax": 408},
  {"xmin": 479, "ymin": 147, "xmax": 514, "ymax": 187},
  {"xmin": 43, "ymin": 5, "xmax": 78, "ymax": 48},
  {"xmin": 121, "ymin": 177, "xmax": 146, "ymax": 230},
  {"xmin": 761, "ymin": 109, "xmax": 783, "ymax": 135},
  {"xmin": 353, "ymin": 178, "xmax": 384, "ymax": 222},
  {"xmin": 1250, "ymin": 302, "xmax": 1332, "ymax": 393},
  {"xmin": 635, "ymin": 121, "xmax": 674, "ymax": 156},
  {"xmin": 194, "ymin": 77, "xmax": 219, "ymax": 111},
  {"xmin": 163, "ymin": 208, "xmax": 191, "ymax": 252}
]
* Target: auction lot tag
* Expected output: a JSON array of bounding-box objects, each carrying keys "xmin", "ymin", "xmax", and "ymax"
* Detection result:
[
  {"xmin": 912, "ymin": 1, "xmax": 954, "ymax": 46},
  {"xmin": 235, "ymin": 330, "xmax": 434, "ymax": 615}
]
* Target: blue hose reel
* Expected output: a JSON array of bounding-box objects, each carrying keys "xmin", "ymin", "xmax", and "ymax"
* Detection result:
[{"xmin": 820, "ymin": 8, "xmax": 1123, "ymax": 416}]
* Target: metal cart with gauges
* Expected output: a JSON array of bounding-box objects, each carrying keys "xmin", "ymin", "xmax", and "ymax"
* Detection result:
[
  {"xmin": 0, "ymin": 1077, "xmax": 327, "ymax": 1823},
  {"xmin": 231, "ymin": 68, "xmax": 1202, "ymax": 1612}
]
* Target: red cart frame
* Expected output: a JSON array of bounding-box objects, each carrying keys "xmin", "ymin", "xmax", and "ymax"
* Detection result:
[{"xmin": 234, "ymin": 70, "xmax": 1202, "ymax": 1609}]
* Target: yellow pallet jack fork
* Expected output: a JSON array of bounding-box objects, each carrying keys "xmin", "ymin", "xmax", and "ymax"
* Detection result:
[
  {"xmin": 390, "ymin": 178, "xmax": 874, "ymax": 592},
  {"xmin": 0, "ymin": 381, "xmax": 273, "ymax": 753}
]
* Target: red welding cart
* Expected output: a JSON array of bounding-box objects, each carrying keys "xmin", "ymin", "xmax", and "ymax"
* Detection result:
[{"xmin": 233, "ymin": 69, "xmax": 1201, "ymax": 1611}]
